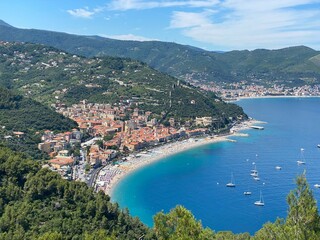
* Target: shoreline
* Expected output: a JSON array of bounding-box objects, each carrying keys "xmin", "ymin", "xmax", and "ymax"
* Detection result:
[
  {"xmin": 229, "ymin": 95, "xmax": 320, "ymax": 102},
  {"xmin": 96, "ymin": 119, "xmax": 264, "ymax": 197}
]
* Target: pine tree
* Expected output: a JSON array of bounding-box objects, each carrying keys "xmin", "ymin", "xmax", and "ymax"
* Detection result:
[{"xmin": 286, "ymin": 174, "xmax": 320, "ymax": 239}]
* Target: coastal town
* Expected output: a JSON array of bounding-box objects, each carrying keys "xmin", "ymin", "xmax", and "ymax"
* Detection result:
[
  {"xmin": 36, "ymin": 81, "xmax": 320, "ymax": 195},
  {"xmin": 38, "ymin": 99, "xmax": 221, "ymax": 193}
]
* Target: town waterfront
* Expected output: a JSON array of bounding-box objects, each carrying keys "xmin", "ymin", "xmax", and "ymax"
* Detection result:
[{"xmin": 112, "ymin": 97, "xmax": 320, "ymax": 234}]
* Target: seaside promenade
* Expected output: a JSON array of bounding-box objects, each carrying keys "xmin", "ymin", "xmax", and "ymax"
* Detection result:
[{"xmin": 93, "ymin": 119, "xmax": 264, "ymax": 197}]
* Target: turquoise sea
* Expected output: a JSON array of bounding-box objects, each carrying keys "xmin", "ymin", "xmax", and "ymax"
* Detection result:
[{"xmin": 112, "ymin": 97, "xmax": 320, "ymax": 234}]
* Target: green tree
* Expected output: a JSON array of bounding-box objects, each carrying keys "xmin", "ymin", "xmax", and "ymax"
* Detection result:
[
  {"xmin": 153, "ymin": 205, "xmax": 215, "ymax": 240},
  {"xmin": 84, "ymin": 229, "xmax": 115, "ymax": 240},
  {"xmin": 37, "ymin": 232, "xmax": 63, "ymax": 240},
  {"xmin": 286, "ymin": 174, "xmax": 320, "ymax": 239},
  {"xmin": 84, "ymin": 163, "xmax": 91, "ymax": 173},
  {"xmin": 95, "ymin": 140, "xmax": 104, "ymax": 149},
  {"xmin": 254, "ymin": 219, "xmax": 289, "ymax": 240},
  {"xmin": 103, "ymin": 134, "xmax": 115, "ymax": 142}
]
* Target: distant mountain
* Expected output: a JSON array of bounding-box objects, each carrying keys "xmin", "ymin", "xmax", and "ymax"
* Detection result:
[
  {"xmin": 0, "ymin": 19, "xmax": 12, "ymax": 27},
  {"xmin": 1, "ymin": 20, "xmax": 319, "ymax": 85}
]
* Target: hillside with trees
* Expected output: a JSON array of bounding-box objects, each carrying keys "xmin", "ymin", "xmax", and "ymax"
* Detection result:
[
  {"xmin": 0, "ymin": 42, "xmax": 246, "ymax": 127},
  {"xmin": 0, "ymin": 20, "xmax": 319, "ymax": 86},
  {"xmin": 0, "ymin": 147, "xmax": 153, "ymax": 239},
  {"xmin": 0, "ymin": 87, "xmax": 77, "ymax": 159}
]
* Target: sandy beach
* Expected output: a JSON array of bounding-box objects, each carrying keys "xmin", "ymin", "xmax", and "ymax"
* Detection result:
[{"xmin": 95, "ymin": 119, "xmax": 265, "ymax": 197}]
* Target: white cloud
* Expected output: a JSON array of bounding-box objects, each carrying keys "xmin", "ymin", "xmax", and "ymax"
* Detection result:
[
  {"xmin": 68, "ymin": 0, "xmax": 320, "ymax": 49},
  {"xmin": 67, "ymin": 7, "xmax": 103, "ymax": 19},
  {"xmin": 169, "ymin": 0, "xmax": 320, "ymax": 50},
  {"xmin": 100, "ymin": 33, "xmax": 158, "ymax": 42},
  {"xmin": 108, "ymin": 0, "xmax": 219, "ymax": 11},
  {"xmin": 170, "ymin": 11, "xmax": 213, "ymax": 28}
]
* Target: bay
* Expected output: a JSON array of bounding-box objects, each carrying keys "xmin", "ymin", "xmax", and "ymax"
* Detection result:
[{"xmin": 112, "ymin": 97, "xmax": 320, "ymax": 234}]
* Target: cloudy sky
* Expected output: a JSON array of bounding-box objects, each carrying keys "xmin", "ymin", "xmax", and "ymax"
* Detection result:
[{"xmin": 1, "ymin": 0, "xmax": 320, "ymax": 51}]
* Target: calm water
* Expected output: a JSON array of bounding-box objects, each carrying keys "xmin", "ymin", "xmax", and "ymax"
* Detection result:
[{"xmin": 112, "ymin": 97, "xmax": 320, "ymax": 234}]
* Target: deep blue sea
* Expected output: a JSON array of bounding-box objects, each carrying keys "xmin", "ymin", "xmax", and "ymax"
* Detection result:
[{"xmin": 112, "ymin": 97, "xmax": 320, "ymax": 234}]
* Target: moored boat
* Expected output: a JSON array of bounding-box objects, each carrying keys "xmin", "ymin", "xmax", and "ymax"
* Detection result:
[
  {"xmin": 253, "ymin": 176, "xmax": 260, "ymax": 181},
  {"xmin": 226, "ymin": 173, "xmax": 236, "ymax": 187},
  {"xmin": 254, "ymin": 191, "xmax": 265, "ymax": 206},
  {"xmin": 250, "ymin": 125, "xmax": 264, "ymax": 130},
  {"xmin": 297, "ymin": 148, "xmax": 306, "ymax": 165}
]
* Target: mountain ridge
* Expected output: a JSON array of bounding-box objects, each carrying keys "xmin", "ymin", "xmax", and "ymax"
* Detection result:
[
  {"xmin": 1, "ymin": 20, "xmax": 319, "ymax": 85},
  {"xmin": 0, "ymin": 20, "xmax": 12, "ymax": 27}
]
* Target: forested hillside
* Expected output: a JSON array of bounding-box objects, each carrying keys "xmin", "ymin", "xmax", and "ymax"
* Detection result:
[
  {"xmin": 0, "ymin": 87, "xmax": 77, "ymax": 159},
  {"xmin": 0, "ymin": 42, "xmax": 246, "ymax": 125},
  {"xmin": 1, "ymin": 20, "xmax": 319, "ymax": 86},
  {"xmin": 0, "ymin": 147, "xmax": 153, "ymax": 239}
]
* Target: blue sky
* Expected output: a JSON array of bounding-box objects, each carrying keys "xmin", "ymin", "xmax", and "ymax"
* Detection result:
[{"xmin": 1, "ymin": 0, "xmax": 320, "ymax": 51}]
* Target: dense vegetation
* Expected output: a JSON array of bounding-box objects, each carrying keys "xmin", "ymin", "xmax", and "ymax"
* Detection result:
[
  {"xmin": 0, "ymin": 87, "xmax": 77, "ymax": 159},
  {"xmin": 0, "ymin": 42, "xmax": 246, "ymax": 124},
  {"xmin": 0, "ymin": 147, "xmax": 153, "ymax": 239},
  {"xmin": 0, "ymin": 145, "xmax": 319, "ymax": 239},
  {"xmin": 1, "ymin": 20, "xmax": 320, "ymax": 86}
]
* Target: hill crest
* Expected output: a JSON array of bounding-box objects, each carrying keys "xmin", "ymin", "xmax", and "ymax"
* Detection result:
[{"xmin": 0, "ymin": 20, "xmax": 319, "ymax": 86}]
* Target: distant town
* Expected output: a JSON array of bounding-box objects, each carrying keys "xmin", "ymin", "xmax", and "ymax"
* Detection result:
[{"xmin": 189, "ymin": 80, "xmax": 320, "ymax": 100}]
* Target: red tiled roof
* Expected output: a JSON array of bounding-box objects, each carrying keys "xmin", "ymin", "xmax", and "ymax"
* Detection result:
[{"xmin": 49, "ymin": 157, "xmax": 74, "ymax": 166}]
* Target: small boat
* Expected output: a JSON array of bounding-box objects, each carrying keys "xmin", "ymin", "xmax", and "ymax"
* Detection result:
[
  {"xmin": 253, "ymin": 176, "xmax": 260, "ymax": 181},
  {"xmin": 226, "ymin": 173, "xmax": 236, "ymax": 187},
  {"xmin": 314, "ymin": 184, "xmax": 320, "ymax": 188},
  {"xmin": 244, "ymin": 191, "xmax": 252, "ymax": 195},
  {"xmin": 317, "ymin": 144, "xmax": 320, "ymax": 148},
  {"xmin": 250, "ymin": 125, "xmax": 264, "ymax": 130},
  {"xmin": 297, "ymin": 148, "xmax": 306, "ymax": 165},
  {"xmin": 275, "ymin": 166, "xmax": 282, "ymax": 170},
  {"xmin": 254, "ymin": 191, "xmax": 265, "ymax": 206},
  {"xmin": 251, "ymin": 163, "xmax": 258, "ymax": 176}
]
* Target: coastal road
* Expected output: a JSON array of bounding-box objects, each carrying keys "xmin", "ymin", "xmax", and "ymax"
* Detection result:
[{"xmin": 87, "ymin": 167, "xmax": 102, "ymax": 187}]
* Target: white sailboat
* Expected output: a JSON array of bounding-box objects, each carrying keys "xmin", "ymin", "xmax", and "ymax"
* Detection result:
[
  {"xmin": 250, "ymin": 166, "xmax": 258, "ymax": 177},
  {"xmin": 244, "ymin": 183, "xmax": 252, "ymax": 195},
  {"xmin": 254, "ymin": 191, "xmax": 265, "ymax": 206},
  {"xmin": 253, "ymin": 176, "xmax": 260, "ymax": 181},
  {"xmin": 250, "ymin": 163, "xmax": 260, "ymax": 181},
  {"xmin": 226, "ymin": 173, "xmax": 236, "ymax": 187},
  {"xmin": 251, "ymin": 160, "xmax": 259, "ymax": 177},
  {"xmin": 297, "ymin": 148, "xmax": 306, "ymax": 165}
]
